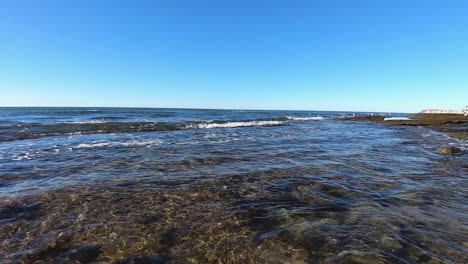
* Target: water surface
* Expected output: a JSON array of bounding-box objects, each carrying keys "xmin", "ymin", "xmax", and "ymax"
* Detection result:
[{"xmin": 0, "ymin": 108, "xmax": 466, "ymax": 263}]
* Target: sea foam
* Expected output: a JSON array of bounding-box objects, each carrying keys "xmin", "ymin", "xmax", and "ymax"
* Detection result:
[
  {"xmin": 63, "ymin": 120, "xmax": 109, "ymax": 124},
  {"xmin": 74, "ymin": 139, "xmax": 163, "ymax": 149},
  {"xmin": 287, "ymin": 116, "xmax": 324, "ymax": 121},
  {"xmin": 187, "ymin": 120, "xmax": 283, "ymax": 129},
  {"xmin": 383, "ymin": 117, "xmax": 411, "ymax": 121}
]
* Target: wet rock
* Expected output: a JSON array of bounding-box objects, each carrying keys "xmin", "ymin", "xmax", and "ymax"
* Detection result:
[
  {"xmin": 272, "ymin": 208, "xmax": 294, "ymax": 224},
  {"xmin": 437, "ymin": 146, "xmax": 462, "ymax": 155},
  {"xmin": 278, "ymin": 220, "xmax": 338, "ymax": 257},
  {"xmin": 427, "ymin": 258, "xmax": 445, "ymax": 264},
  {"xmin": 346, "ymin": 115, "xmax": 386, "ymax": 122},
  {"xmin": 0, "ymin": 203, "xmax": 42, "ymax": 222},
  {"xmin": 273, "ymin": 116, "xmax": 290, "ymax": 121},
  {"xmin": 256, "ymin": 238, "xmax": 308, "ymax": 263},
  {"xmin": 66, "ymin": 244, "xmax": 102, "ymax": 263},
  {"xmin": 116, "ymin": 255, "xmax": 167, "ymax": 264},
  {"xmin": 379, "ymin": 236, "xmax": 402, "ymax": 251},
  {"xmin": 347, "ymin": 113, "xmax": 468, "ymax": 140},
  {"xmin": 21, "ymin": 232, "xmax": 74, "ymax": 262},
  {"xmin": 136, "ymin": 212, "xmax": 161, "ymax": 225},
  {"xmin": 407, "ymin": 246, "xmax": 431, "ymax": 262},
  {"xmin": 335, "ymin": 250, "xmax": 386, "ymax": 264}
]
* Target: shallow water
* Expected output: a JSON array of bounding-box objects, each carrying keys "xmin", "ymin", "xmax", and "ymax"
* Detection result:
[{"xmin": 0, "ymin": 108, "xmax": 467, "ymax": 263}]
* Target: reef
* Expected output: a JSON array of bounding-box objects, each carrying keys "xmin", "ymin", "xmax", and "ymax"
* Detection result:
[
  {"xmin": 347, "ymin": 113, "xmax": 468, "ymax": 140},
  {"xmin": 1, "ymin": 171, "xmax": 467, "ymax": 263}
]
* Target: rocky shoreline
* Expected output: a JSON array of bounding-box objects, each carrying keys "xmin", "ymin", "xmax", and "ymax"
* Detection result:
[
  {"xmin": 346, "ymin": 113, "xmax": 468, "ymax": 141},
  {"xmin": 420, "ymin": 109, "xmax": 467, "ymax": 115}
]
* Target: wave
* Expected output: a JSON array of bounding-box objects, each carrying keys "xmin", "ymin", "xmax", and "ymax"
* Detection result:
[
  {"xmin": 62, "ymin": 116, "xmax": 127, "ymax": 124},
  {"xmin": 74, "ymin": 139, "xmax": 163, "ymax": 149},
  {"xmin": 63, "ymin": 120, "xmax": 109, "ymax": 124},
  {"xmin": 286, "ymin": 116, "xmax": 324, "ymax": 121},
  {"xmin": 383, "ymin": 117, "xmax": 411, "ymax": 121},
  {"xmin": 186, "ymin": 120, "xmax": 283, "ymax": 129},
  {"xmin": 0, "ymin": 116, "xmax": 326, "ymax": 142}
]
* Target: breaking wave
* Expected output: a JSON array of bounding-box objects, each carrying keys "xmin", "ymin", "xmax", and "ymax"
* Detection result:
[
  {"xmin": 286, "ymin": 116, "xmax": 324, "ymax": 121},
  {"xmin": 0, "ymin": 116, "xmax": 327, "ymax": 142},
  {"xmin": 74, "ymin": 139, "xmax": 163, "ymax": 149},
  {"xmin": 383, "ymin": 117, "xmax": 411, "ymax": 121},
  {"xmin": 186, "ymin": 120, "xmax": 283, "ymax": 129}
]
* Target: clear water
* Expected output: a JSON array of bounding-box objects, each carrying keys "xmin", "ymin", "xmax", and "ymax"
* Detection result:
[{"xmin": 0, "ymin": 107, "xmax": 467, "ymax": 263}]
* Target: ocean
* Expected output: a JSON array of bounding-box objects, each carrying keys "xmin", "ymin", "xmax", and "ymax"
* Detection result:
[{"xmin": 0, "ymin": 107, "xmax": 467, "ymax": 263}]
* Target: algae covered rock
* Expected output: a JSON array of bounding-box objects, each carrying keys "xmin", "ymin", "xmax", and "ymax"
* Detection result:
[
  {"xmin": 437, "ymin": 146, "xmax": 462, "ymax": 155},
  {"xmin": 66, "ymin": 244, "xmax": 102, "ymax": 263},
  {"xmin": 335, "ymin": 250, "xmax": 387, "ymax": 264},
  {"xmin": 116, "ymin": 254, "xmax": 167, "ymax": 264}
]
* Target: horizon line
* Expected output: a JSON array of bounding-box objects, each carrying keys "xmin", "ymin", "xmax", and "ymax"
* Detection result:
[{"xmin": 0, "ymin": 105, "xmax": 412, "ymax": 114}]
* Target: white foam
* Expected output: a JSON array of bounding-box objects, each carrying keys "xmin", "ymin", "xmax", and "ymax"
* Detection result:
[
  {"xmin": 187, "ymin": 120, "xmax": 283, "ymax": 129},
  {"xmin": 64, "ymin": 120, "xmax": 108, "ymax": 124},
  {"xmin": 287, "ymin": 116, "xmax": 324, "ymax": 121},
  {"xmin": 384, "ymin": 117, "xmax": 411, "ymax": 121},
  {"xmin": 12, "ymin": 152, "xmax": 32, "ymax": 161},
  {"xmin": 74, "ymin": 139, "xmax": 163, "ymax": 149}
]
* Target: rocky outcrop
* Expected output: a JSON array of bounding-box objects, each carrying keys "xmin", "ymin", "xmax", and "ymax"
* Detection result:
[
  {"xmin": 437, "ymin": 146, "xmax": 463, "ymax": 155},
  {"xmin": 346, "ymin": 113, "xmax": 468, "ymax": 140}
]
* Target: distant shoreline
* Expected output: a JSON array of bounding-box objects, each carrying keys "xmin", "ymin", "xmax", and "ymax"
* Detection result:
[{"xmin": 420, "ymin": 109, "xmax": 467, "ymax": 115}]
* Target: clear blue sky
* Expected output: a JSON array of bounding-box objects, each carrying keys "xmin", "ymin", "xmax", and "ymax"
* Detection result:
[{"xmin": 0, "ymin": 0, "xmax": 467, "ymax": 112}]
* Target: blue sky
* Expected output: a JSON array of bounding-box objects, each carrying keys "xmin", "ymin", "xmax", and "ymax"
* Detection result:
[{"xmin": 0, "ymin": 0, "xmax": 467, "ymax": 112}]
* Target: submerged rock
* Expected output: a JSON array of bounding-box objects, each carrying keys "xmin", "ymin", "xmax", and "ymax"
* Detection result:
[
  {"xmin": 277, "ymin": 220, "xmax": 339, "ymax": 258},
  {"xmin": 437, "ymin": 146, "xmax": 462, "ymax": 155},
  {"xmin": 335, "ymin": 250, "xmax": 386, "ymax": 264},
  {"xmin": 379, "ymin": 236, "xmax": 402, "ymax": 251},
  {"xmin": 116, "ymin": 255, "xmax": 167, "ymax": 264},
  {"xmin": 272, "ymin": 208, "xmax": 294, "ymax": 224},
  {"xmin": 0, "ymin": 202, "xmax": 42, "ymax": 222},
  {"xmin": 66, "ymin": 244, "xmax": 102, "ymax": 263},
  {"xmin": 21, "ymin": 232, "xmax": 74, "ymax": 262}
]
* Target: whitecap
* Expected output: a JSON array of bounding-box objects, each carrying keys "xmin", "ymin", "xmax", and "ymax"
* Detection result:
[
  {"xmin": 186, "ymin": 120, "xmax": 283, "ymax": 129},
  {"xmin": 287, "ymin": 116, "xmax": 324, "ymax": 121},
  {"xmin": 384, "ymin": 117, "xmax": 411, "ymax": 121},
  {"xmin": 12, "ymin": 152, "xmax": 32, "ymax": 161},
  {"xmin": 74, "ymin": 139, "xmax": 163, "ymax": 149},
  {"xmin": 63, "ymin": 120, "xmax": 108, "ymax": 124}
]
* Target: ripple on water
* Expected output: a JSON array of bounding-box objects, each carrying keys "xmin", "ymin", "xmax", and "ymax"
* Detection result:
[{"xmin": 0, "ymin": 116, "xmax": 467, "ymax": 263}]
